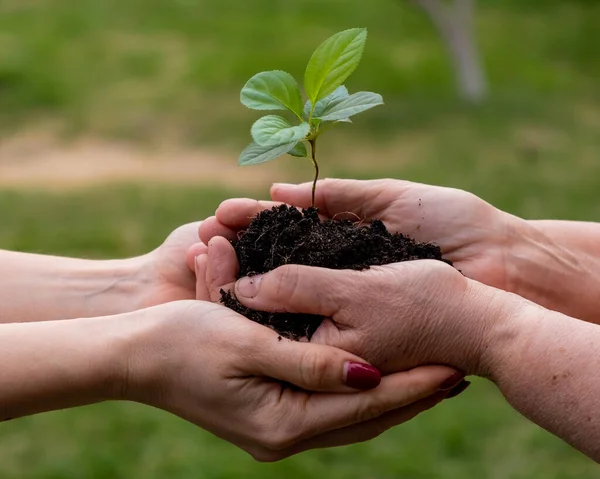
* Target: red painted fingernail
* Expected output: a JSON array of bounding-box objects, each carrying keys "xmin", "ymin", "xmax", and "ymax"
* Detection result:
[
  {"xmin": 344, "ymin": 362, "xmax": 381, "ymax": 390},
  {"xmin": 439, "ymin": 371, "xmax": 465, "ymax": 391},
  {"xmin": 445, "ymin": 380, "xmax": 471, "ymax": 399}
]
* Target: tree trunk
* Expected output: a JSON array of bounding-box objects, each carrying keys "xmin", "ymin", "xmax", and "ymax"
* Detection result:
[{"xmin": 412, "ymin": 0, "xmax": 488, "ymax": 103}]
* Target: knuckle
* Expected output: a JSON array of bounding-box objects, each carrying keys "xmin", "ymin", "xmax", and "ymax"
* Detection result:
[
  {"xmin": 272, "ymin": 266, "xmax": 302, "ymax": 306},
  {"xmin": 400, "ymin": 375, "xmax": 432, "ymax": 399},
  {"xmin": 274, "ymin": 265, "xmax": 347, "ymax": 316},
  {"xmin": 298, "ymin": 350, "xmax": 330, "ymax": 389}
]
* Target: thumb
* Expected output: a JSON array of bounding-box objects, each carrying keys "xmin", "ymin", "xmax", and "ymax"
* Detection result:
[
  {"xmin": 185, "ymin": 242, "xmax": 208, "ymax": 273},
  {"xmin": 206, "ymin": 236, "xmax": 239, "ymax": 303},
  {"xmin": 234, "ymin": 264, "xmax": 350, "ymax": 317},
  {"xmin": 252, "ymin": 338, "xmax": 381, "ymax": 392},
  {"xmin": 270, "ymin": 179, "xmax": 372, "ymax": 218}
]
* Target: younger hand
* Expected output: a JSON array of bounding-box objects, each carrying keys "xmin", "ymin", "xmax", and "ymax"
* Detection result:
[{"xmin": 129, "ymin": 222, "xmax": 209, "ymax": 309}]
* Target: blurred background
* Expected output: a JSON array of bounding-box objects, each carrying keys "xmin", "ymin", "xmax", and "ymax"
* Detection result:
[{"xmin": 0, "ymin": 0, "xmax": 599, "ymax": 477}]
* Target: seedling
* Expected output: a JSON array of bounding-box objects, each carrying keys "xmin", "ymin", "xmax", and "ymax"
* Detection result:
[{"xmin": 239, "ymin": 28, "xmax": 384, "ymax": 207}]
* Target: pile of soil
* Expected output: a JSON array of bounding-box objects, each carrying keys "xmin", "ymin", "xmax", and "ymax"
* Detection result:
[{"xmin": 221, "ymin": 204, "xmax": 452, "ymax": 340}]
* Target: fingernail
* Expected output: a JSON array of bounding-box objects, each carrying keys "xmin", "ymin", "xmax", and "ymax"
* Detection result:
[
  {"xmin": 445, "ymin": 380, "xmax": 471, "ymax": 399},
  {"xmin": 236, "ymin": 275, "xmax": 263, "ymax": 298},
  {"xmin": 344, "ymin": 362, "xmax": 381, "ymax": 390},
  {"xmin": 438, "ymin": 371, "xmax": 465, "ymax": 391}
]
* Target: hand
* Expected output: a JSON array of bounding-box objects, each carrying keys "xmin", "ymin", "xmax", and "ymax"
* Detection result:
[
  {"xmin": 131, "ymin": 222, "xmax": 209, "ymax": 309},
  {"xmin": 198, "ymin": 179, "xmax": 525, "ymax": 293},
  {"xmin": 203, "ymin": 238, "xmax": 525, "ymax": 377},
  {"xmin": 138, "ymin": 239, "xmax": 465, "ymax": 460},
  {"xmin": 123, "ymin": 298, "xmax": 462, "ymax": 462}
]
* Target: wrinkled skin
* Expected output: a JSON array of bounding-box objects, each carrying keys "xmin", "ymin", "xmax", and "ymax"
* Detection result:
[{"xmin": 194, "ymin": 237, "xmax": 519, "ymax": 376}]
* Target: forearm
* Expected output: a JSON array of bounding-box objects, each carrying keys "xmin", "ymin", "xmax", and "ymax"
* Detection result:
[
  {"xmin": 486, "ymin": 300, "xmax": 600, "ymax": 461},
  {"xmin": 529, "ymin": 220, "xmax": 600, "ymax": 257},
  {"xmin": 0, "ymin": 315, "xmax": 126, "ymax": 420},
  {"xmin": 0, "ymin": 250, "xmax": 146, "ymax": 323},
  {"xmin": 505, "ymin": 218, "xmax": 600, "ymax": 324}
]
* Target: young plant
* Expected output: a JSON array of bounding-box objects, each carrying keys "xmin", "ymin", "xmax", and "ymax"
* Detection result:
[{"xmin": 239, "ymin": 28, "xmax": 383, "ymax": 207}]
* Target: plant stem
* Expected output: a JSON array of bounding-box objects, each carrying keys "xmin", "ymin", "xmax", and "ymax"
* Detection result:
[{"xmin": 308, "ymin": 138, "xmax": 319, "ymax": 208}]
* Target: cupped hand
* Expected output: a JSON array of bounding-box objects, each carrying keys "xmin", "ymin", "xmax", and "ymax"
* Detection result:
[
  {"xmin": 199, "ymin": 237, "xmax": 524, "ymax": 378},
  {"xmin": 131, "ymin": 222, "xmax": 209, "ymax": 309},
  {"xmin": 124, "ymin": 301, "xmax": 461, "ymax": 462},
  {"xmin": 199, "ymin": 179, "xmax": 525, "ymax": 292}
]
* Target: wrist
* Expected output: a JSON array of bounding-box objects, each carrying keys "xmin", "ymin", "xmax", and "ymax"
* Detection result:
[
  {"xmin": 475, "ymin": 286, "xmax": 538, "ymax": 381},
  {"xmin": 504, "ymin": 219, "xmax": 593, "ymax": 320},
  {"xmin": 80, "ymin": 314, "xmax": 135, "ymax": 402},
  {"xmin": 427, "ymin": 272, "xmax": 525, "ymax": 377},
  {"xmin": 79, "ymin": 255, "xmax": 149, "ymax": 317},
  {"xmin": 120, "ymin": 301, "xmax": 216, "ymax": 408},
  {"xmin": 114, "ymin": 302, "xmax": 192, "ymax": 406}
]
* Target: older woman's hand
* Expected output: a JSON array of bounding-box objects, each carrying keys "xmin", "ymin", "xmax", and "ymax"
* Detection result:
[{"xmin": 194, "ymin": 239, "xmax": 600, "ymax": 464}]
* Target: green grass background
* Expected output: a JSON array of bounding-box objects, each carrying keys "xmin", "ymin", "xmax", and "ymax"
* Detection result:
[{"xmin": 0, "ymin": 0, "xmax": 599, "ymax": 477}]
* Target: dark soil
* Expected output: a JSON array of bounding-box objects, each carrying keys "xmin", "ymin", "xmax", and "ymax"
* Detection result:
[{"xmin": 221, "ymin": 204, "xmax": 452, "ymax": 340}]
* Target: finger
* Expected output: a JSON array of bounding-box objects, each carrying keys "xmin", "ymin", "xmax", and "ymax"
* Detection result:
[
  {"xmin": 195, "ymin": 254, "xmax": 210, "ymax": 301},
  {"xmin": 279, "ymin": 391, "xmax": 445, "ymax": 457},
  {"xmin": 198, "ymin": 216, "xmax": 239, "ymax": 245},
  {"xmin": 234, "ymin": 264, "xmax": 351, "ymax": 317},
  {"xmin": 216, "ymin": 199, "xmax": 282, "ymax": 229},
  {"xmin": 207, "ymin": 236, "xmax": 239, "ymax": 303},
  {"xmin": 250, "ymin": 336, "xmax": 381, "ymax": 393},
  {"xmin": 268, "ymin": 365, "xmax": 458, "ymax": 450},
  {"xmin": 185, "ymin": 242, "xmax": 208, "ymax": 273},
  {"xmin": 271, "ymin": 179, "xmax": 394, "ymax": 219},
  {"xmin": 212, "ymin": 197, "xmax": 330, "ymax": 235},
  {"xmin": 283, "ymin": 375, "xmax": 469, "ymax": 457}
]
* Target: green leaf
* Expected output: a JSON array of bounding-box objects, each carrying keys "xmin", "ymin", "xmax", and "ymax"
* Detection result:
[
  {"xmin": 288, "ymin": 142, "xmax": 308, "ymax": 158},
  {"xmin": 315, "ymin": 92, "xmax": 383, "ymax": 122},
  {"xmin": 238, "ymin": 142, "xmax": 296, "ymax": 166},
  {"xmin": 251, "ymin": 115, "xmax": 311, "ymax": 147},
  {"xmin": 304, "ymin": 28, "xmax": 367, "ymax": 104},
  {"xmin": 303, "ymin": 85, "xmax": 349, "ymax": 120},
  {"xmin": 240, "ymin": 71, "xmax": 304, "ymax": 118}
]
